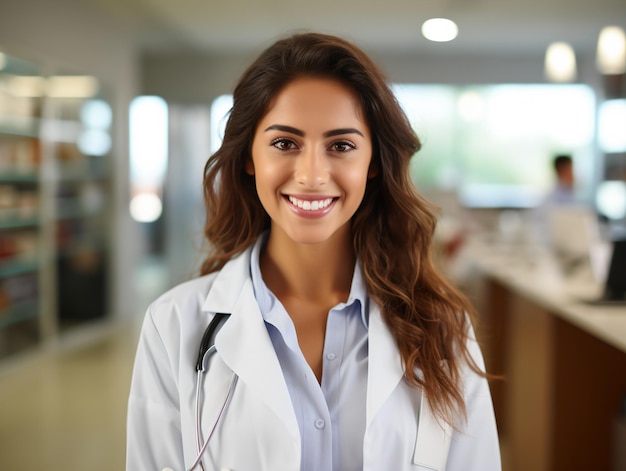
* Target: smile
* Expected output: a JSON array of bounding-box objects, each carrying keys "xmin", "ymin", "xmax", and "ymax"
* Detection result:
[{"xmin": 287, "ymin": 196, "xmax": 335, "ymax": 211}]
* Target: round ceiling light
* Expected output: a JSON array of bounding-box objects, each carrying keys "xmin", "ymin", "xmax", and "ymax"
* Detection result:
[
  {"xmin": 422, "ymin": 18, "xmax": 458, "ymax": 42},
  {"xmin": 544, "ymin": 42, "xmax": 577, "ymax": 82}
]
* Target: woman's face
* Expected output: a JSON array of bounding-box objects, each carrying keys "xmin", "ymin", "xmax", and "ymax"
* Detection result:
[{"xmin": 248, "ymin": 76, "xmax": 373, "ymax": 246}]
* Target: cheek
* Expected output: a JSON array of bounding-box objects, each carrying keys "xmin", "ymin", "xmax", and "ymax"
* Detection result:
[
  {"xmin": 342, "ymin": 165, "xmax": 371, "ymax": 195},
  {"xmin": 253, "ymin": 163, "xmax": 283, "ymax": 199}
]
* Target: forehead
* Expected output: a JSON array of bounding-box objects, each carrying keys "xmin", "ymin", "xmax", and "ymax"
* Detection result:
[{"xmin": 259, "ymin": 77, "xmax": 367, "ymax": 129}]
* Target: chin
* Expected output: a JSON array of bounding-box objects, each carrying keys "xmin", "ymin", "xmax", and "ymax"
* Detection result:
[
  {"xmin": 280, "ymin": 223, "xmax": 350, "ymax": 247},
  {"xmin": 287, "ymin": 230, "xmax": 334, "ymax": 246}
]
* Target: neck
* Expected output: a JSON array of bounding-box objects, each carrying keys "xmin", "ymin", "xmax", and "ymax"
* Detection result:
[{"xmin": 260, "ymin": 227, "xmax": 355, "ymax": 305}]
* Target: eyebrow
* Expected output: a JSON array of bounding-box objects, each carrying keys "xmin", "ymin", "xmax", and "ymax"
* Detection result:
[{"xmin": 264, "ymin": 124, "xmax": 364, "ymax": 138}]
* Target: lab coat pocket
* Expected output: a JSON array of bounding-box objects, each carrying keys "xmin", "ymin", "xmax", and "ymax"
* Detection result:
[{"xmin": 413, "ymin": 390, "xmax": 452, "ymax": 471}]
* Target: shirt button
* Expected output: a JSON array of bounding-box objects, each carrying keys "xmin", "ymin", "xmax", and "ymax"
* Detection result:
[
  {"xmin": 314, "ymin": 418, "xmax": 325, "ymax": 429},
  {"xmin": 326, "ymin": 352, "xmax": 336, "ymax": 360}
]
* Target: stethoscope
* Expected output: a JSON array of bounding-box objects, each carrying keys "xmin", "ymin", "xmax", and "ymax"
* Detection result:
[{"xmin": 186, "ymin": 313, "xmax": 237, "ymax": 471}]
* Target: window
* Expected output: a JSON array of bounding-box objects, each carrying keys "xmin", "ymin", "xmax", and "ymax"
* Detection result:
[{"xmin": 393, "ymin": 84, "xmax": 596, "ymax": 207}]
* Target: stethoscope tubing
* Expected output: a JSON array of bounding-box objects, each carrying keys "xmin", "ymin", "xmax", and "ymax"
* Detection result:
[
  {"xmin": 188, "ymin": 366, "xmax": 238, "ymax": 470},
  {"xmin": 186, "ymin": 314, "xmax": 236, "ymax": 471}
]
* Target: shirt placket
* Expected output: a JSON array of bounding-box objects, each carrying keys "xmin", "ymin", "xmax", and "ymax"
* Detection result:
[{"xmin": 321, "ymin": 307, "xmax": 348, "ymax": 470}]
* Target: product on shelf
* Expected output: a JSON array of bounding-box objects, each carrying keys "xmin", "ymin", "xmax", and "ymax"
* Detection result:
[
  {"xmin": 0, "ymin": 185, "xmax": 38, "ymax": 221},
  {"xmin": 0, "ymin": 137, "xmax": 40, "ymax": 175},
  {"xmin": 0, "ymin": 230, "xmax": 38, "ymax": 265},
  {"xmin": 0, "ymin": 272, "xmax": 38, "ymax": 319}
]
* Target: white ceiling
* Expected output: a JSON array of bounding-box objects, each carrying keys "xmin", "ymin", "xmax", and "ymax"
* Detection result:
[{"xmin": 81, "ymin": 0, "xmax": 626, "ymax": 57}]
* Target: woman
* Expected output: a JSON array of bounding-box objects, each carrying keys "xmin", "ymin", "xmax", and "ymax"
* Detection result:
[{"xmin": 127, "ymin": 32, "xmax": 501, "ymax": 471}]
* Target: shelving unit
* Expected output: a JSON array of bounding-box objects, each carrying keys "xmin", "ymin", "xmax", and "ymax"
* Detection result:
[{"xmin": 0, "ymin": 53, "xmax": 113, "ymax": 359}]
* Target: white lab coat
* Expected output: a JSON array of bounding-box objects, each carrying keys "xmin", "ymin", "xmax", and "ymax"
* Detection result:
[{"xmin": 127, "ymin": 246, "xmax": 501, "ymax": 471}]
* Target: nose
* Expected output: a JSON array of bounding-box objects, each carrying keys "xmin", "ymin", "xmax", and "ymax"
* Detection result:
[{"xmin": 294, "ymin": 146, "xmax": 329, "ymax": 188}]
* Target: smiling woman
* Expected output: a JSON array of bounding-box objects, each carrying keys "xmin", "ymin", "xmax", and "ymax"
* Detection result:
[{"xmin": 127, "ymin": 32, "xmax": 501, "ymax": 471}]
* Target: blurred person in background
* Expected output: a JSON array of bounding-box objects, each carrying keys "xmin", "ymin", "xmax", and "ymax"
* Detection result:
[
  {"xmin": 532, "ymin": 153, "xmax": 603, "ymax": 276},
  {"xmin": 543, "ymin": 154, "xmax": 577, "ymax": 206},
  {"xmin": 530, "ymin": 153, "xmax": 580, "ymax": 243},
  {"xmin": 126, "ymin": 32, "xmax": 501, "ymax": 471}
]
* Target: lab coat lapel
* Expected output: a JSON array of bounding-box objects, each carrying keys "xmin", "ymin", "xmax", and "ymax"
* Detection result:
[
  {"xmin": 202, "ymin": 249, "xmax": 300, "ymax": 441},
  {"xmin": 366, "ymin": 302, "xmax": 405, "ymax": 426}
]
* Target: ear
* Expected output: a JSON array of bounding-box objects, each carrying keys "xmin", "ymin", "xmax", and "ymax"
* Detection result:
[{"xmin": 245, "ymin": 158, "xmax": 255, "ymax": 175}]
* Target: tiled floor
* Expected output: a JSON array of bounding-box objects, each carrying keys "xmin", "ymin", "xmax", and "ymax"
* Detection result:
[{"xmin": 0, "ymin": 326, "xmax": 140, "ymax": 470}]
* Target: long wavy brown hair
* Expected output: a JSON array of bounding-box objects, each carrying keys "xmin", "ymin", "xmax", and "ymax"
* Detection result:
[{"xmin": 201, "ymin": 32, "xmax": 484, "ymax": 425}]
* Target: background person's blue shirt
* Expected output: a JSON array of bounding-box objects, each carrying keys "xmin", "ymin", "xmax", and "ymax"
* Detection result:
[
  {"xmin": 250, "ymin": 234, "xmax": 369, "ymax": 471},
  {"xmin": 542, "ymin": 183, "xmax": 578, "ymax": 206}
]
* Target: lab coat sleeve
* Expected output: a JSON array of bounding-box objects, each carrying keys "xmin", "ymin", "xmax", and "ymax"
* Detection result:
[
  {"xmin": 445, "ymin": 334, "xmax": 502, "ymax": 471},
  {"xmin": 127, "ymin": 304, "xmax": 185, "ymax": 471}
]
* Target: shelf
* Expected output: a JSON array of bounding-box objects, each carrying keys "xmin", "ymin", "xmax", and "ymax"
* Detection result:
[
  {"xmin": 55, "ymin": 160, "xmax": 110, "ymax": 182},
  {"xmin": 0, "ymin": 174, "xmax": 39, "ymax": 183},
  {"xmin": 58, "ymin": 242, "xmax": 106, "ymax": 259},
  {"xmin": 41, "ymin": 119, "xmax": 82, "ymax": 143},
  {"xmin": 57, "ymin": 205, "xmax": 106, "ymax": 221},
  {"xmin": 0, "ymin": 300, "xmax": 39, "ymax": 329},
  {"xmin": 0, "ymin": 261, "xmax": 39, "ymax": 278},
  {"xmin": 57, "ymin": 171, "xmax": 110, "ymax": 183},
  {"xmin": 0, "ymin": 218, "xmax": 40, "ymax": 230},
  {"xmin": 0, "ymin": 117, "xmax": 40, "ymax": 138},
  {"xmin": 0, "ymin": 55, "xmax": 114, "ymax": 361}
]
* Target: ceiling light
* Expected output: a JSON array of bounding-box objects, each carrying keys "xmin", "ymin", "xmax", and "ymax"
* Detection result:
[
  {"xmin": 422, "ymin": 18, "xmax": 458, "ymax": 43},
  {"xmin": 78, "ymin": 129, "xmax": 112, "ymax": 156},
  {"xmin": 80, "ymin": 99, "xmax": 113, "ymax": 130},
  {"xmin": 596, "ymin": 181, "xmax": 626, "ymax": 220},
  {"xmin": 47, "ymin": 75, "xmax": 100, "ymax": 98},
  {"xmin": 597, "ymin": 26, "xmax": 626, "ymax": 75},
  {"xmin": 6, "ymin": 75, "xmax": 46, "ymax": 97},
  {"xmin": 544, "ymin": 42, "xmax": 577, "ymax": 82},
  {"xmin": 130, "ymin": 192, "xmax": 163, "ymax": 223}
]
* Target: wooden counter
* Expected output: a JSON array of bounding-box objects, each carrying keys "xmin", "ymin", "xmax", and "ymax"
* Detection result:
[{"xmin": 461, "ymin": 239, "xmax": 626, "ymax": 471}]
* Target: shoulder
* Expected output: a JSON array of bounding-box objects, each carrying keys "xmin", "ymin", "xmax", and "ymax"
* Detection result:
[
  {"xmin": 145, "ymin": 245, "xmax": 255, "ymax": 329},
  {"xmin": 152, "ymin": 272, "xmax": 219, "ymax": 309},
  {"xmin": 145, "ymin": 272, "xmax": 220, "ymax": 331},
  {"xmin": 457, "ymin": 317, "xmax": 489, "ymax": 382}
]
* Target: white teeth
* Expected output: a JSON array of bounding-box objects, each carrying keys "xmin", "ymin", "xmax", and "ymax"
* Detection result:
[{"xmin": 288, "ymin": 196, "xmax": 334, "ymax": 211}]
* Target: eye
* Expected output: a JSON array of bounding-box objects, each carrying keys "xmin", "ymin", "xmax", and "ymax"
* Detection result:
[
  {"xmin": 330, "ymin": 140, "xmax": 356, "ymax": 153},
  {"xmin": 270, "ymin": 138, "xmax": 298, "ymax": 151}
]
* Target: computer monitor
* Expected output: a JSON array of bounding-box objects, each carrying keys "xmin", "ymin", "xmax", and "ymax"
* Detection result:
[
  {"xmin": 545, "ymin": 206, "xmax": 600, "ymax": 270},
  {"xmin": 604, "ymin": 239, "xmax": 626, "ymax": 302}
]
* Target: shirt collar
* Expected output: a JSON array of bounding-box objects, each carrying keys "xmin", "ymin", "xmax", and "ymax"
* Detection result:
[{"xmin": 249, "ymin": 232, "xmax": 369, "ymax": 329}]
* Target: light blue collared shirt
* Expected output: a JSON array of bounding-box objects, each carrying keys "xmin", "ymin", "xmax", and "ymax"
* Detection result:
[
  {"xmin": 250, "ymin": 234, "xmax": 369, "ymax": 471},
  {"xmin": 543, "ymin": 184, "xmax": 578, "ymax": 206}
]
